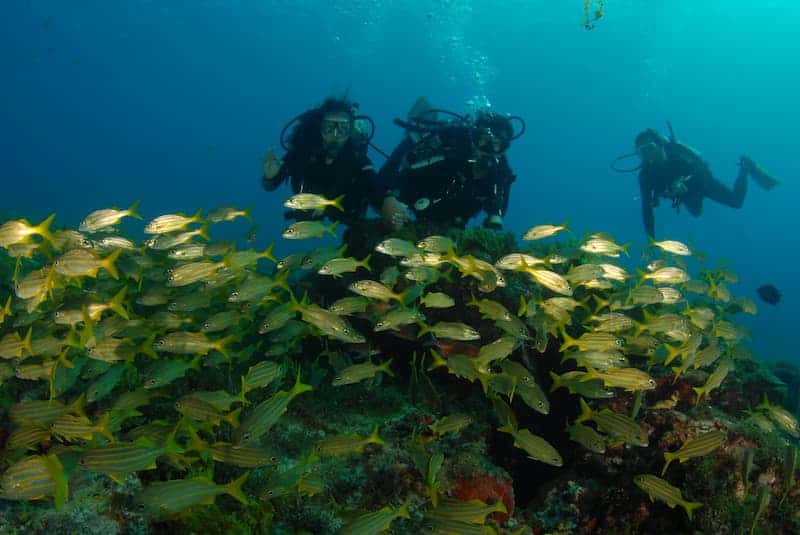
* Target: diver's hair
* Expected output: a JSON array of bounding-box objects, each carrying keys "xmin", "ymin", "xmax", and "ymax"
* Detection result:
[
  {"xmin": 286, "ymin": 96, "xmax": 360, "ymax": 159},
  {"xmin": 635, "ymin": 128, "xmax": 669, "ymax": 148}
]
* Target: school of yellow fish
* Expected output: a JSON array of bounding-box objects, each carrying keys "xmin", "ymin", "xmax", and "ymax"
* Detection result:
[{"xmin": 0, "ymin": 194, "xmax": 796, "ymax": 530}]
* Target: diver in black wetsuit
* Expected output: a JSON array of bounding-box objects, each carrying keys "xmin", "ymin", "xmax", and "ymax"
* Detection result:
[
  {"xmin": 379, "ymin": 101, "xmax": 523, "ymax": 231},
  {"xmin": 632, "ymin": 128, "xmax": 779, "ymax": 238},
  {"xmin": 262, "ymin": 97, "xmax": 401, "ymax": 228}
]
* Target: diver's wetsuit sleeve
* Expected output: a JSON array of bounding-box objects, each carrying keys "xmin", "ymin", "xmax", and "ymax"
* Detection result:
[
  {"xmin": 358, "ymin": 154, "xmax": 386, "ymax": 212},
  {"xmin": 638, "ymin": 172, "xmax": 655, "ymax": 238},
  {"xmin": 377, "ymin": 138, "xmax": 414, "ymax": 196}
]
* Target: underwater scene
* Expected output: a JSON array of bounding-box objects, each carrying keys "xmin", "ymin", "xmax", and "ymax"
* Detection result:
[{"xmin": 2, "ymin": 2, "xmax": 799, "ymax": 534}]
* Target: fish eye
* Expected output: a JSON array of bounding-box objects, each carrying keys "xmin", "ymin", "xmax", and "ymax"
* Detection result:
[
  {"xmin": 147, "ymin": 379, "xmax": 157, "ymax": 386},
  {"xmin": 78, "ymin": 457, "xmax": 87, "ymax": 465},
  {"xmin": 203, "ymin": 322, "xmax": 211, "ymax": 329},
  {"xmin": 243, "ymin": 432, "xmax": 251, "ymax": 441}
]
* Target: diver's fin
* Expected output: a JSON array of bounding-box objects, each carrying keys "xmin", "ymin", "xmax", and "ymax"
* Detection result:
[{"xmin": 749, "ymin": 162, "xmax": 780, "ymax": 190}]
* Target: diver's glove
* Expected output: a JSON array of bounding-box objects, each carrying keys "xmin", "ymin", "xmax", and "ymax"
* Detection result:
[{"xmin": 483, "ymin": 215, "xmax": 503, "ymax": 230}]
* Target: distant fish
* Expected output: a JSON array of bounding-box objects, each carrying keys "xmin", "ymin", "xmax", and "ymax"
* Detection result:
[{"xmin": 757, "ymin": 284, "xmax": 781, "ymax": 305}]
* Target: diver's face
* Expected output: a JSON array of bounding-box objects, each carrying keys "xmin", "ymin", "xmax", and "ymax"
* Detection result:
[
  {"xmin": 637, "ymin": 141, "xmax": 666, "ymax": 165},
  {"xmin": 320, "ymin": 112, "xmax": 352, "ymax": 148},
  {"xmin": 476, "ymin": 128, "xmax": 506, "ymax": 155}
]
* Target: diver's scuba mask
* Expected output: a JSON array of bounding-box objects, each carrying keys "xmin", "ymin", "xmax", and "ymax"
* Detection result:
[{"xmin": 321, "ymin": 117, "xmax": 353, "ymax": 142}]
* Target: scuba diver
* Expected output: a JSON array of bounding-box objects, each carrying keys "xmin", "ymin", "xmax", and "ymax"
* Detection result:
[
  {"xmin": 262, "ymin": 96, "xmax": 401, "ymax": 228},
  {"xmin": 378, "ymin": 98, "xmax": 524, "ymax": 231},
  {"xmin": 612, "ymin": 123, "xmax": 779, "ymax": 238}
]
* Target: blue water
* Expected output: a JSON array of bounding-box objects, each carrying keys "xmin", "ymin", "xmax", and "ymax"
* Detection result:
[{"xmin": 2, "ymin": 1, "xmax": 798, "ymax": 361}]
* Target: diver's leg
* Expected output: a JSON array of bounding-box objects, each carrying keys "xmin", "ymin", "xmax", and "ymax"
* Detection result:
[
  {"xmin": 683, "ymin": 190, "xmax": 704, "ymax": 217},
  {"xmin": 702, "ymin": 167, "xmax": 747, "ymax": 209}
]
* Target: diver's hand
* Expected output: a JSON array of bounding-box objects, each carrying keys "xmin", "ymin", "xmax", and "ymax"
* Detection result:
[
  {"xmin": 381, "ymin": 196, "xmax": 409, "ymax": 230},
  {"xmin": 483, "ymin": 215, "xmax": 503, "ymax": 230},
  {"xmin": 263, "ymin": 149, "xmax": 283, "ymax": 180},
  {"xmin": 738, "ymin": 154, "xmax": 755, "ymax": 173}
]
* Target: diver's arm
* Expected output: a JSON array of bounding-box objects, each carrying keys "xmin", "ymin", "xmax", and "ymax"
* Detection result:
[
  {"xmin": 639, "ymin": 173, "xmax": 655, "ymax": 238},
  {"xmin": 497, "ymin": 160, "xmax": 516, "ymax": 216},
  {"xmin": 482, "ymin": 168, "xmax": 515, "ymax": 229}
]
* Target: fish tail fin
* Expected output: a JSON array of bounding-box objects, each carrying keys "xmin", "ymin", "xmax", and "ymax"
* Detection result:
[
  {"xmin": 127, "ymin": 200, "xmax": 143, "ymax": 220},
  {"xmin": 684, "ymin": 500, "xmax": 702, "ymax": 521},
  {"xmin": 225, "ymin": 407, "xmax": 242, "ymax": 428},
  {"xmin": 184, "ymin": 421, "xmax": 206, "ymax": 452},
  {"xmin": 139, "ymin": 334, "xmax": 158, "ymax": 359},
  {"xmin": 331, "ymin": 194, "xmax": 346, "ymax": 212},
  {"xmin": 497, "ymin": 422, "xmax": 517, "ymax": 435},
  {"xmin": 396, "ymin": 498, "xmax": 412, "ymax": 519},
  {"xmin": 215, "ymin": 334, "xmax": 236, "ymax": 361},
  {"xmin": 379, "ymin": 358, "xmax": 395, "ymax": 377},
  {"xmin": 597, "ymin": 295, "xmax": 614, "ymax": 313},
  {"xmin": 327, "ymin": 221, "xmax": 340, "ymax": 237},
  {"xmin": 102, "ymin": 249, "xmax": 122, "ymax": 280},
  {"xmin": 198, "ymin": 222, "xmax": 211, "ymax": 241},
  {"xmin": 2, "ymin": 294, "xmax": 12, "ymax": 317},
  {"xmin": 661, "ymin": 452, "xmax": 675, "ymax": 476},
  {"xmin": 621, "ymin": 242, "xmax": 631, "ymax": 257},
  {"xmin": 109, "ymin": 286, "xmax": 129, "ymax": 320},
  {"xmin": 97, "ymin": 411, "xmax": 115, "ymax": 442},
  {"xmin": 44, "ymin": 454, "xmax": 68, "ymax": 511},
  {"xmin": 191, "ymin": 208, "xmax": 204, "ymax": 223},
  {"xmin": 417, "ymin": 322, "xmax": 431, "ymax": 338},
  {"xmin": 663, "ymin": 342, "xmax": 683, "ymax": 366},
  {"xmin": 261, "ymin": 243, "xmax": 276, "ymax": 263},
  {"xmin": 360, "ymin": 253, "xmax": 372, "ymax": 272},
  {"xmin": 290, "ymin": 369, "xmax": 313, "ymax": 396},
  {"xmin": 69, "ymin": 393, "xmax": 86, "ymax": 418},
  {"xmin": 517, "ymin": 295, "xmax": 528, "ymax": 317},
  {"xmin": 189, "ymin": 353, "xmax": 203, "ymax": 371},
  {"xmin": 575, "ymin": 397, "xmax": 593, "ymax": 424},
  {"xmin": 243, "ymin": 206, "xmax": 254, "ymax": 221},
  {"xmin": 367, "ymin": 424, "xmax": 384, "ymax": 446},
  {"xmin": 165, "ymin": 424, "xmax": 186, "ymax": 455},
  {"xmin": 426, "ymin": 349, "xmax": 446, "ymax": 371},
  {"xmin": 35, "ymin": 213, "xmax": 58, "ymax": 247},
  {"xmin": 558, "ymin": 327, "xmax": 577, "ymax": 352},
  {"xmin": 579, "ymin": 364, "xmax": 601, "ymax": 382},
  {"xmin": 225, "ymin": 471, "xmax": 249, "ymax": 505},
  {"xmin": 693, "ymin": 386, "xmax": 706, "ymax": 404},
  {"xmin": 238, "ymin": 376, "xmax": 249, "ymax": 406},
  {"xmin": 22, "ymin": 325, "xmax": 33, "ymax": 356},
  {"xmin": 57, "ymin": 347, "xmax": 74, "ymax": 369},
  {"xmin": 549, "ymin": 371, "xmax": 564, "ymax": 392},
  {"xmin": 670, "ymin": 366, "xmax": 683, "ymax": 383},
  {"xmin": 273, "ymin": 270, "xmax": 291, "ymax": 293}
]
